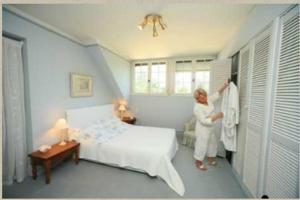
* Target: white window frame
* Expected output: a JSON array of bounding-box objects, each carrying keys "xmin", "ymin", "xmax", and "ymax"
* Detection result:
[
  {"xmin": 194, "ymin": 59, "xmax": 212, "ymax": 93},
  {"xmin": 131, "ymin": 57, "xmax": 215, "ymax": 96},
  {"xmin": 149, "ymin": 61, "xmax": 168, "ymax": 94},
  {"xmin": 173, "ymin": 60, "xmax": 193, "ymax": 96},
  {"xmin": 173, "ymin": 58, "xmax": 213, "ymax": 96},
  {"xmin": 131, "ymin": 62, "xmax": 149, "ymax": 94},
  {"xmin": 131, "ymin": 60, "xmax": 168, "ymax": 96},
  {"xmin": 194, "ymin": 70, "xmax": 210, "ymax": 92}
]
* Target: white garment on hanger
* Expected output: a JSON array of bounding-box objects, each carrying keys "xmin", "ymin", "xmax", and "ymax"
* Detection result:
[{"xmin": 221, "ymin": 82, "xmax": 239, "ymax": 152}]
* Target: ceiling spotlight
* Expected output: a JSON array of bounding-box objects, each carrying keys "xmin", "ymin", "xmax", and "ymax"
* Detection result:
[
  {"xmin": 138, "ymin": 14, "xmax": 166, "ymax": 37},
  {"xmin": 138, "ymin": 16, "xmax": 147, "ymax": 30}
]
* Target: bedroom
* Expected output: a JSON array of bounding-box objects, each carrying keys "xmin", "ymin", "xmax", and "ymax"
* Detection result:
[{"xmin": 2, "ymin": 1, "xmax": 299, "ymax": 199}]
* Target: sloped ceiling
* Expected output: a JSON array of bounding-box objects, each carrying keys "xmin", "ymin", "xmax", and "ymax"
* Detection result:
[{"xmin": 11, "ymin": 3, "xmax": 254, "ymax": 60}]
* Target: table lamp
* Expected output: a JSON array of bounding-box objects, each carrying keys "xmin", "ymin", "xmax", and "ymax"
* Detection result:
[
  {"xmin": 54, "ymin": 118, "xmax": 69, "ymax": 146},
  {"xmin": 118, "ymin": 104, "xmax": 126, "ymax": 119}
]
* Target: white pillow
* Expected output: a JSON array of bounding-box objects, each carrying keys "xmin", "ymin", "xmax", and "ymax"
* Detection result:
[{"xmin": 68, "ymin": 129, "xmax": 82, "ymax": 141}]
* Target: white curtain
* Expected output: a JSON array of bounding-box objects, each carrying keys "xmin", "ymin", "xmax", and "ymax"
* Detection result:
[{"xmin": 2, "ymin": 37, "xmax": 27, "ymax": 185}]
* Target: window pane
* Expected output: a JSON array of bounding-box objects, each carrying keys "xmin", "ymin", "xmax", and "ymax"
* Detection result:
[
  {"xmin": 175, "ymin": 71, "xmax": 192, "ymax": 94},
  {"xmin": 134, "ymin": 65, "xmax": 148, "ymax": 93},
  {"xmin": 151, "ymin": 63, "xmax": 167, "ymax": 93},
  {"xmin": 195, "ymin": 71, "xmax": 210, "ymax": 93}
]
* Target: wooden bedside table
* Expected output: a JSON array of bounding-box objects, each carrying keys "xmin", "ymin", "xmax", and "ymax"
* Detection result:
[
  {"xmin": 122, "ymin": 117, "xmax": 136, "ymax": 124},
  {"xmin": 28, "ymin": 141, "xmax": 80, "ymax": 184}
]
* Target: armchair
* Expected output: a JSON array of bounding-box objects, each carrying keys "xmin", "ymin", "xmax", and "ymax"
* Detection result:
[{"xmin": 182, "ymin": 117, "xmax": 196, "ymax": 148}]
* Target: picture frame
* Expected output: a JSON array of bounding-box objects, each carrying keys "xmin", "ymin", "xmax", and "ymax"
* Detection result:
[{"xmin": 71, "ymin": 73, "xmax": 93, "ymax": 97}]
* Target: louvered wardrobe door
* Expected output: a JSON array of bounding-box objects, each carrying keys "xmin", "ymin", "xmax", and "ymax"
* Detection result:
[
  {"xmin": 232, "ymin": 46, "xmax": 250, "ymax": 177},
  {"xmin": 210, "ymin": 59, "xmax": 232, "ymax": 93},
  {"xmin": 210, "ymin": 59, "xmax": 231, "ymax": 157},
  {"xmin": 243, "ymin": 28, "xmax": 271, "ymax": 197},
  {"xmin": 265, "ymin": 6, "xmax": 299, "ymax": 198}
]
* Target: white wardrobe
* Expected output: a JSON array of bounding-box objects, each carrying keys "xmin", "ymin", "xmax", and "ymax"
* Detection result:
[
  {"xmin": 232, "ymin": 5, "xmax": 299, "ymax": 198},
  {"xmin": 210, "ymin": 59, "xmax": 232, "ymax": 157}
]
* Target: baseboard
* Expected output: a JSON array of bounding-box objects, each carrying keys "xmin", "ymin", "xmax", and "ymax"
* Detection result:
[{"xmin": 231, "ymin": 166, "xmax": 254, "ymax": 198}]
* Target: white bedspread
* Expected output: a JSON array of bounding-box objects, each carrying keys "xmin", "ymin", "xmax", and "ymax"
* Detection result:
[{"xmin": 78, "ymin": 125, "xmax": 185, "ymax": 196}]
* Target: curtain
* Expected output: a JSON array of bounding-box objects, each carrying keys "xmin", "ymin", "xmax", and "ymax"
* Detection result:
[{"xmin": 2, "ymin": 37, "xmax": 27, "ymax": 185}]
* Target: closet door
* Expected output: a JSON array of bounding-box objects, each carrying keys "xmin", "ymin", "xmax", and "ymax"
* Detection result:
[
  {"xmin": 210, "ymin": 59, "xmax": 232, "ymax": 92},
  {"xmin": 243, "ymin": 27, "xmax": 272, "ymax": 197},
  {"xmin": 232, "ymin": 45, "xmax": 251, "ymax": 176},
  {"xmin": 264, "ymin": 6, "xmax": 299, "ymax": 198},
  {"xmin": 210, "ymin": 59, "xmax": 231, "ymax": 157}
]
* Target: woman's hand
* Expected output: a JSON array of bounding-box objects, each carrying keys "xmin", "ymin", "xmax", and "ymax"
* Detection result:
[
  {"xmin": 211, "ymin": 112, "xmax": 224, "ymax": 122},
  {"xmin": 218, "ymin": 81, "xmax": 229, "ymax": 95}
]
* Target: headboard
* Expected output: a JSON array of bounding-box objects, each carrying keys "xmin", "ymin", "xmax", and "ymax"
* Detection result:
[{"xmin": 66, "ymin": 104, "xmax": 115, "ymax": 129}]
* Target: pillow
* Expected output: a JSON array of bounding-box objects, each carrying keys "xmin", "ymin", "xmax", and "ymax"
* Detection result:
[{"xmin": 68, "ymin": 129, "xmax": 82, "ymax": 141}]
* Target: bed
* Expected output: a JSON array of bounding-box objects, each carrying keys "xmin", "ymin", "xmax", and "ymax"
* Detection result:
[{"xmin": 66, "ymin": 104, "xmax": 185, "ymax": 196}]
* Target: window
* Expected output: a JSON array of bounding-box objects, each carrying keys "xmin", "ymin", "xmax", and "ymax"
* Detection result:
[
  {"xmin": 194, "ymin": 59, "xmax": 211, "ymax": 93},
  {"xmin": 195, "ymin": 71, "xmax": 210, "ymax": 92},
  {"xmin": 133, "ymin": 61, "xmax": 167, "ymax": 94},
  {"xmin": 175, "ymin": 60, "xmax": 192, "ymax": 94},
  {"xmin": 132, "ymin": 58, "xmax": 213, "ymax": 95},
  {"xmin": 174, "ymin": 59, "xmax": 212, "ymax": 94},
  {"xmin": 150, "ymin": 62, "xmax": 167, "ymax": 93},
  {"xmin": 133, "ymin": 63, "xmax": 148, "ymax": 93}
]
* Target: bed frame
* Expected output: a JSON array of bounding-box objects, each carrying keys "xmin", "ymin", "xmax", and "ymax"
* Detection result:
[{"xmin": 65, "ymin": 104, "xmax": 157, "ymax": 177}]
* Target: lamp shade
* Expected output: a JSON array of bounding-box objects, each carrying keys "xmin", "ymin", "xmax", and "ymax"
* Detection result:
[
  {"xmin": 54, "ymin": 118, "xmax": 69, "ymax": 130},
  {"xmin": 118, "ymin": 104, "xmax": 126, "ymax": 112},
  {"xmin": 119, "ymin": 99, "xmax": 128, "ymax": 106}
]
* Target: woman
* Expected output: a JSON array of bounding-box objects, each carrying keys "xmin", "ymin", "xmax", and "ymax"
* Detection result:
[{"xmin": 193, "ymin": 82, "xmax": 228, "ymax": 170}]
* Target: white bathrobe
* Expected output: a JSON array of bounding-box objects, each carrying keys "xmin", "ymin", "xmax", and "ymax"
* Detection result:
[{"xmin": 221, "ymin": 82, "xmax": 239, "ymax": 152}]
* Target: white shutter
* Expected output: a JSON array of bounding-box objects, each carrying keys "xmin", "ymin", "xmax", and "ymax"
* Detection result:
[
  {"xmin": 210, "ymin": 59, "xmax": 231, "ymax": 94},
  {"xmin": 210, "ymin": 59, "xmax": 231, "ymax": 157},
  {"xmin": 232, "ymin": 46, "xmax": 250, "ymax": 176},
  {"xmin": 243, "ymin": 27, "xmax": 271, "ymax": 197},
  {"xmin": 175, "ymin": 60, "xmax": 192, "ymax": 71},
  {"xmin": 265, "ymin": 6, "xmax": 299, "ymax": 198},
  {"xmin": 194, "ymin": 59, "xmax": 212, "ymax": 71}
]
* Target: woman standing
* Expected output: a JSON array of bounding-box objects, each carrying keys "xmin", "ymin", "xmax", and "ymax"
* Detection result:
[{"xmin": 193, "ymin": 82, "xmax": 228, "ymax": 170}]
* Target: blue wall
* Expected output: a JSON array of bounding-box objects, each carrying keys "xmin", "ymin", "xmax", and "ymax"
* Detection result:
[
  {"xmin": 87, "ymin": 45, "xmax": 131, "ymax": 100},
  {"xmin": 3, "ymin": 9, "xmax": 118, "ymax": 149},
  {"xmin": 101, "ymin": 48, "xmax": 131, "ymax": 100}
]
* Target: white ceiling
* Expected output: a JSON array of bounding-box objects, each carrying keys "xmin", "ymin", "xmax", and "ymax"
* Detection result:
[{"xmin": 11, "ymin": 3, "xmax": 254, "ymax": 60}]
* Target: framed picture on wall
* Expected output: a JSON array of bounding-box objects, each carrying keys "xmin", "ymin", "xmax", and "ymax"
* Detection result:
[{"xmin": 71, "ymin": 73, "xmax": 93, "ymax": 97}]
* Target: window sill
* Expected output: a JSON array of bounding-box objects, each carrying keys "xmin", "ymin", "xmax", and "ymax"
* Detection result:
[
  {"xmin": 130, "ymin": 93, "xmax": 193, "ymax": 97},
  {"xmin": 131, "ymin": 93, "xmax": 169, "ymax": 97}
]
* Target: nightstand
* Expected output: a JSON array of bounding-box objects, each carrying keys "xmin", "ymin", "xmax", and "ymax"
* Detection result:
[
  {"xmin": 28, "ymin": 141, "xmax": 80, "ymax": 184},
  {"xmin": 122, "ymin": 117, "xmax": 136, "ymax": 125}
]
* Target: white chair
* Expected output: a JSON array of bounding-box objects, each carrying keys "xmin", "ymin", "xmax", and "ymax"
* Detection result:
[{"xmin": 182, "ymin": 117, "xmax": 196, "ymax": 148}]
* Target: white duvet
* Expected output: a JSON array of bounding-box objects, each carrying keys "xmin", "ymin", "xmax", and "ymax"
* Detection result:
[
  {"xmin": 81, "ymin": 118, "xmax": 131, "ymax": 143},
  {"xmin": 77, "ymin": 124, "xmax": 185, "ymax": 196}
]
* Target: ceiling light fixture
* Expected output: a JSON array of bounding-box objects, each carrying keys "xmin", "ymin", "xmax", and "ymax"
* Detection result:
[{"xmin": 138, "ymin": 14, "xmax": 167, "ymax": 37}]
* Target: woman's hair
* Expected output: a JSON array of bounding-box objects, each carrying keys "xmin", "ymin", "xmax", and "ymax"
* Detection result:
[{"xmin": 193, "ymin": 88, "xmax": 207, "ymax": 100}]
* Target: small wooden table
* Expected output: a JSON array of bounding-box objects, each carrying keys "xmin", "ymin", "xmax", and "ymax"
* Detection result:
[
  {"xmin": 28, "ymin": 141, "xmax": 80, "ymax": 184},
  {"xmin": 122, "ymin": 117, "xmax": 136, "ymax": 125}
]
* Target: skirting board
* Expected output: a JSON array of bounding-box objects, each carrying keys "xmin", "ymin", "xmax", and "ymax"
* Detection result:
[{"xmin": 231, "ymin": 166, "xmax": 254, "ymax": 198}]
